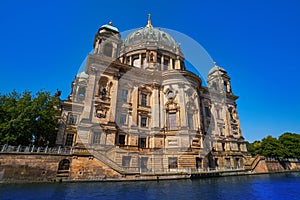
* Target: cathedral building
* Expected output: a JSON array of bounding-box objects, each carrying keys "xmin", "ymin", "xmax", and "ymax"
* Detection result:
[{"xmin": 56, "ymin": 16, "xmax": 248, "ymax": 174}]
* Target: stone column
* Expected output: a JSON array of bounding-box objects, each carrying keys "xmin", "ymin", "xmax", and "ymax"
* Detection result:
[
  {"xmin": 129, "ymin": 56, "xmax": 132, "ymax": 66},
  {"xmin": 178, "ymin": 84, "xmax": 187, "ymax": 127},
  {"xmin": 159, "ymin": 89, "xmax": 165, "ymax": 129},
  {"xmin": 131, "ymin": 86, "xmax": 139, "ymax": 127},
  {"xmin": 151, "ymin": 83, "xmax": 160, "ymax": 128},
  {"xmin": 170, "ymin": 58, "xmax": 173, "ymax": 70},
  {"xmin": 81, "ymin": 67, "xmax": 96, "ymax": 120},
  {"xmin": 161, "ymin": 56, "xmax": 165, "ymax": 70},
  {"xmin": 175, "ymin": 58, "xmax": 181, "ymax": 70},
  {"xmin": 139, "ymin": 53, "xmax": 142, "ymax": 68},
  {"xmin": 194, "ymin": 95, "xmax": 201, "ymax": 130},
  {"xmin": 108, "ymin": 74, "xmax": 120, "ymax": 122}
]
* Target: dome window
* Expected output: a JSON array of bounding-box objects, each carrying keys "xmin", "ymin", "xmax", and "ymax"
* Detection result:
[
  {"xmin": 132, "ymin": 56, "xmax": 140, "ymax": 67},
  {"xmin": 103, "ymin": 43, "xmax": 113, "ymax": 57}
]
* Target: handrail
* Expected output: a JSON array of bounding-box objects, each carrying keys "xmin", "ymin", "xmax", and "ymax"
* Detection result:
[{"xmin": 0, "ymin": 144, "xmax": 73, "ymax": 154}]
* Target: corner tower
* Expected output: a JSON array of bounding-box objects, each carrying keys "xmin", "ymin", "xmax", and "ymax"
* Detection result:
[{"xmin": 93, "ymin": 22, "xmax": 122, "ymax": 59}]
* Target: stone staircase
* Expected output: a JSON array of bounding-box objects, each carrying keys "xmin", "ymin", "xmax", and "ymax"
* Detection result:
[
  {"xmin": 179, "ymin": 154, "xmax": 196, "ymax": 169},
  {"xmin": 244, "ymin": 155, "xmax": 265, "ymax": 171},
  {"xmin": 91, "ymin": 149, "xmax": 126, "ymax": 174},
  {"xmin": 56, "ymin": 170, "xmax": 69, "ymax": 179}
]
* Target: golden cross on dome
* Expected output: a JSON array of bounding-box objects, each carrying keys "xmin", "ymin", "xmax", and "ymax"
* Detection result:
[{"xmin": 146, "ymin": 13, "xmax": 153, "ymax": 28}]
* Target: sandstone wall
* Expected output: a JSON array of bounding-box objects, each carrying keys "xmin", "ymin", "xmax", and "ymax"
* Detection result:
[
  {"xmin": 0, "ymin": 153, "xmax": 70, "ymax": 183},
  {"xmin": 0, "ymin": 153, "xmax": 121, "ymax": 183},
  {"xmin": 252, "ymin": 158, "xmax": 300, "ymax": 173}
]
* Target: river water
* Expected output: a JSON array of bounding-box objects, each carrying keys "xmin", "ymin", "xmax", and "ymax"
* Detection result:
[{"xmin": 0, "ymin": 172, "xmax": 299, "ymax": 200}]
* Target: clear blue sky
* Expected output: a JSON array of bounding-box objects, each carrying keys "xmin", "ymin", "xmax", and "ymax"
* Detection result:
[{"xmin": 1, "ymin": 0, "xmax": 299, "ymax": 142}]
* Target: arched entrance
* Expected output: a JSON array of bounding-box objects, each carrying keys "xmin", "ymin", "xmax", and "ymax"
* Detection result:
[{"xmin": 58, "ymin": 159, "xmax": 70, "ymax": 170}]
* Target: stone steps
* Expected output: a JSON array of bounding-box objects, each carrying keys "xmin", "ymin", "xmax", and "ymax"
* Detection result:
[{"xmin": 56, "ymin": 170, "xmax": 69, "ymax": 178}]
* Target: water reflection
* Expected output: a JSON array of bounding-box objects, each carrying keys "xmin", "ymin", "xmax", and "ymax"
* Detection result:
[{"xmin": 0, "ymin": 172, "xmax": 299, "ymax": 200}]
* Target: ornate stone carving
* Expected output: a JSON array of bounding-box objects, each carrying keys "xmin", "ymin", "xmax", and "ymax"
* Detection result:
[{"xmin": 96, "ymin": 107, "xmax": 108, "ymax": 118}]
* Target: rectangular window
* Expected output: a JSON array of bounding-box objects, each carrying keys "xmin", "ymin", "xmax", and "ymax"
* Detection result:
[
  {"xmin": 138, "ymin": 137, "xmax": 146, "ymax": 148},
  {"xmin": 65, "ymin": 134, "xmax": 74, "ymax": 146},
  {"xmin": 188, "ymin": 113, "xmax": 194, "ymax": 130},
  {"xmin": 121, "ymin": 89, "xmax": 128, "ymax": 102},
  {"xmin": 141, "ymin": 54, "xmax": 146, "ymax": 69},
  {"xmin": 168, "ymin": 157, "xmax": 178, "ymax": 169},
  {"xmin": 168, "ymin": 113, "xmax": 177, "ymax": 130},
  {"xmin": 196, "ymin": 157, "xmax": 202, "ymax": 169},
  {"xmin": 68, "ymin": 114, "xmax": 77, "ymax": 125},
  {"xmin": 205, "ymin": 107, "xmax": 210, "ymax": 117},
  {"xmin": 118, "ymin": 135, "xmax": 125, "ymax": 145},
  {"xmin": 226, "ymin": 158, "xmax": 231, "ymax": 169},
  {"xmin": 157, "ymin": 56, "xmax": 161, "ymax": 71},
  {"xmin": 235, "ymin": 158, "xmax": 240, "ymax": 168},
  {"xmin": 122, "ymin": 156, "xmax": 131, "ymax": 168},
  {"xmin": 141, "ymin": 93, "xmax": 147, "ymax": 106},
  {"xmin": 163, "ymin": 58, "xmax": 169, "ymax": 70},
  {"xmin": 141, "ymin": 157, "xmax": 148, "ymax": 172},
  {"xmin": 120, "ymin": 114, "xmax": 127, "ymax": 125},
  {"xmin": 93, "ymin": 132, "xmax": 101, "ymax": 144},
  {"xmin": 141, "ymin": 117, "xmax": 147, "ymax": 127},
  {"xmin": 220, "ymin": 127, "xmax": 224, "ymax": 136}
]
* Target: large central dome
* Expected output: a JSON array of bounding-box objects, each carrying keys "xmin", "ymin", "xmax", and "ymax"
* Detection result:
[
  {"xmin": 124, "ymin": 27, "xmax": 177, "ymax": 50},
  {"xmin": 123, "ymin": 15, "xmax": 178, "ymax": 52}
]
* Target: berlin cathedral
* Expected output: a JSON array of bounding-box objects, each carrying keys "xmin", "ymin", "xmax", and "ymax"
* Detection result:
[{"xmin": 56, "ymin": 16, "xmax": 248, "ymax": 174}]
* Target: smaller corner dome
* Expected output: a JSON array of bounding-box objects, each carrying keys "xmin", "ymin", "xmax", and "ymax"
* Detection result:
[
  {"xmin": 99, "ymin": 22, "xmax": 119, "ymax": 33},
  {"xmin": 208, "ymin": 62, "xmax": 227, "ymax": 75},
  {"xmin": 77, "ymin": 71, "xmax": 89, "ymax": 79}
]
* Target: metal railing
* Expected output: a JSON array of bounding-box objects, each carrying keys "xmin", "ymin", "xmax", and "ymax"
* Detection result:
[
  {"xmin": 0, "ymin": 144, "xmax": 73, "ymax": 154},
  {"xmin": 265, "ymin": 157, "xmax": 299, "ymax": 162}
]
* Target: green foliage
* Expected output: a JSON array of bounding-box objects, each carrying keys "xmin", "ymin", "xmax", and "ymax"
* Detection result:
[
  {"xmin": 0, "ymin": 90, "xmax": 60, "ymax": 146},
  {"xmin": 278, "ymin": 133, "xmax": 300, "ymax": 159},
  {"xmin": 248, "ymin": 132, "xmax": 300, "ymax": 159}
]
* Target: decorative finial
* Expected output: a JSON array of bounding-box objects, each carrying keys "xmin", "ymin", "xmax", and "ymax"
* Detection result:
[
  {"xmin": 146, "ymin": 14, "xmax": 153, "ymax": 28},
  {"xmin": 214, "ymin": 61, "xmax": 217, "ymax": 65},
  {"xmin": 109, "ymin": 21, "xmax": 113, "ymax": 26}
]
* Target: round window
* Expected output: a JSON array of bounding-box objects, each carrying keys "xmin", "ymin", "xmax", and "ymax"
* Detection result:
[{"xmin": 167, "ymin": 91, "xmax": 174, "ymax": 99}]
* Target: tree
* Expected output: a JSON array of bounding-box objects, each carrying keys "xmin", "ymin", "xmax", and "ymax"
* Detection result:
[
  {"xmin": 247, "ymin": 133, "xmax": 300, "ymax": 159},
  {"xmin": 278, "ymin": 132, "xmax": 300, "ymax": 159},
  {"xmin": 0, "ymin": 90, "xmax": 60, "ymax": 146},
  {"xmin": 257, "ymin": 135, "xmax": 286, "ymax": 158}
]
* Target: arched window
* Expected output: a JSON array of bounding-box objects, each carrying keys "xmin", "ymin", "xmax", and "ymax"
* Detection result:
[
  {"xmin": 103, "ymin": 43, "xmax": 113, "ymax": 57},
  {"xmin": 212, "ymin": 82, "xmax": 218, "ymax": 91},
  {"xmin": 224, "ymin": 81, "xmax": 228, "ymax": 92},
  {"xmin": 132, "ymin": 56, "xmax": 140, "ymax": 67},
  {"xmin": 58, "ymin": 159, "xmax": 70, "ymax": 170},
  {"xmin": 78, "ymin": 86, "xmax": 85, "ymax": 97},
  {"xmin": 77, "ymin": 86, "xmax": 86, "ymax": 102},
  {"xmin": 98, "ymin": 77, "xmax": 110, "ymax": 100}
]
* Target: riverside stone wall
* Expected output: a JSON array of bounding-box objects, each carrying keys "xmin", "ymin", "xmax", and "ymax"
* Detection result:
[
  {"xmin": 0, "ymin": 153, "xmax": 121, "ymax": 183},
  {"xmin": 0, "ymin": 153, "xmax": 70, "ymax": 183},
  {"xmin": 252, "ymin": 158, "xmax": 300, "ymax": 173}
]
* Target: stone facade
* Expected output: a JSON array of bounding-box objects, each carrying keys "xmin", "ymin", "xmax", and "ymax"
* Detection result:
[{"xmin": 56, "ymin": 18, "xmax": 248, "ymax": 174}]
